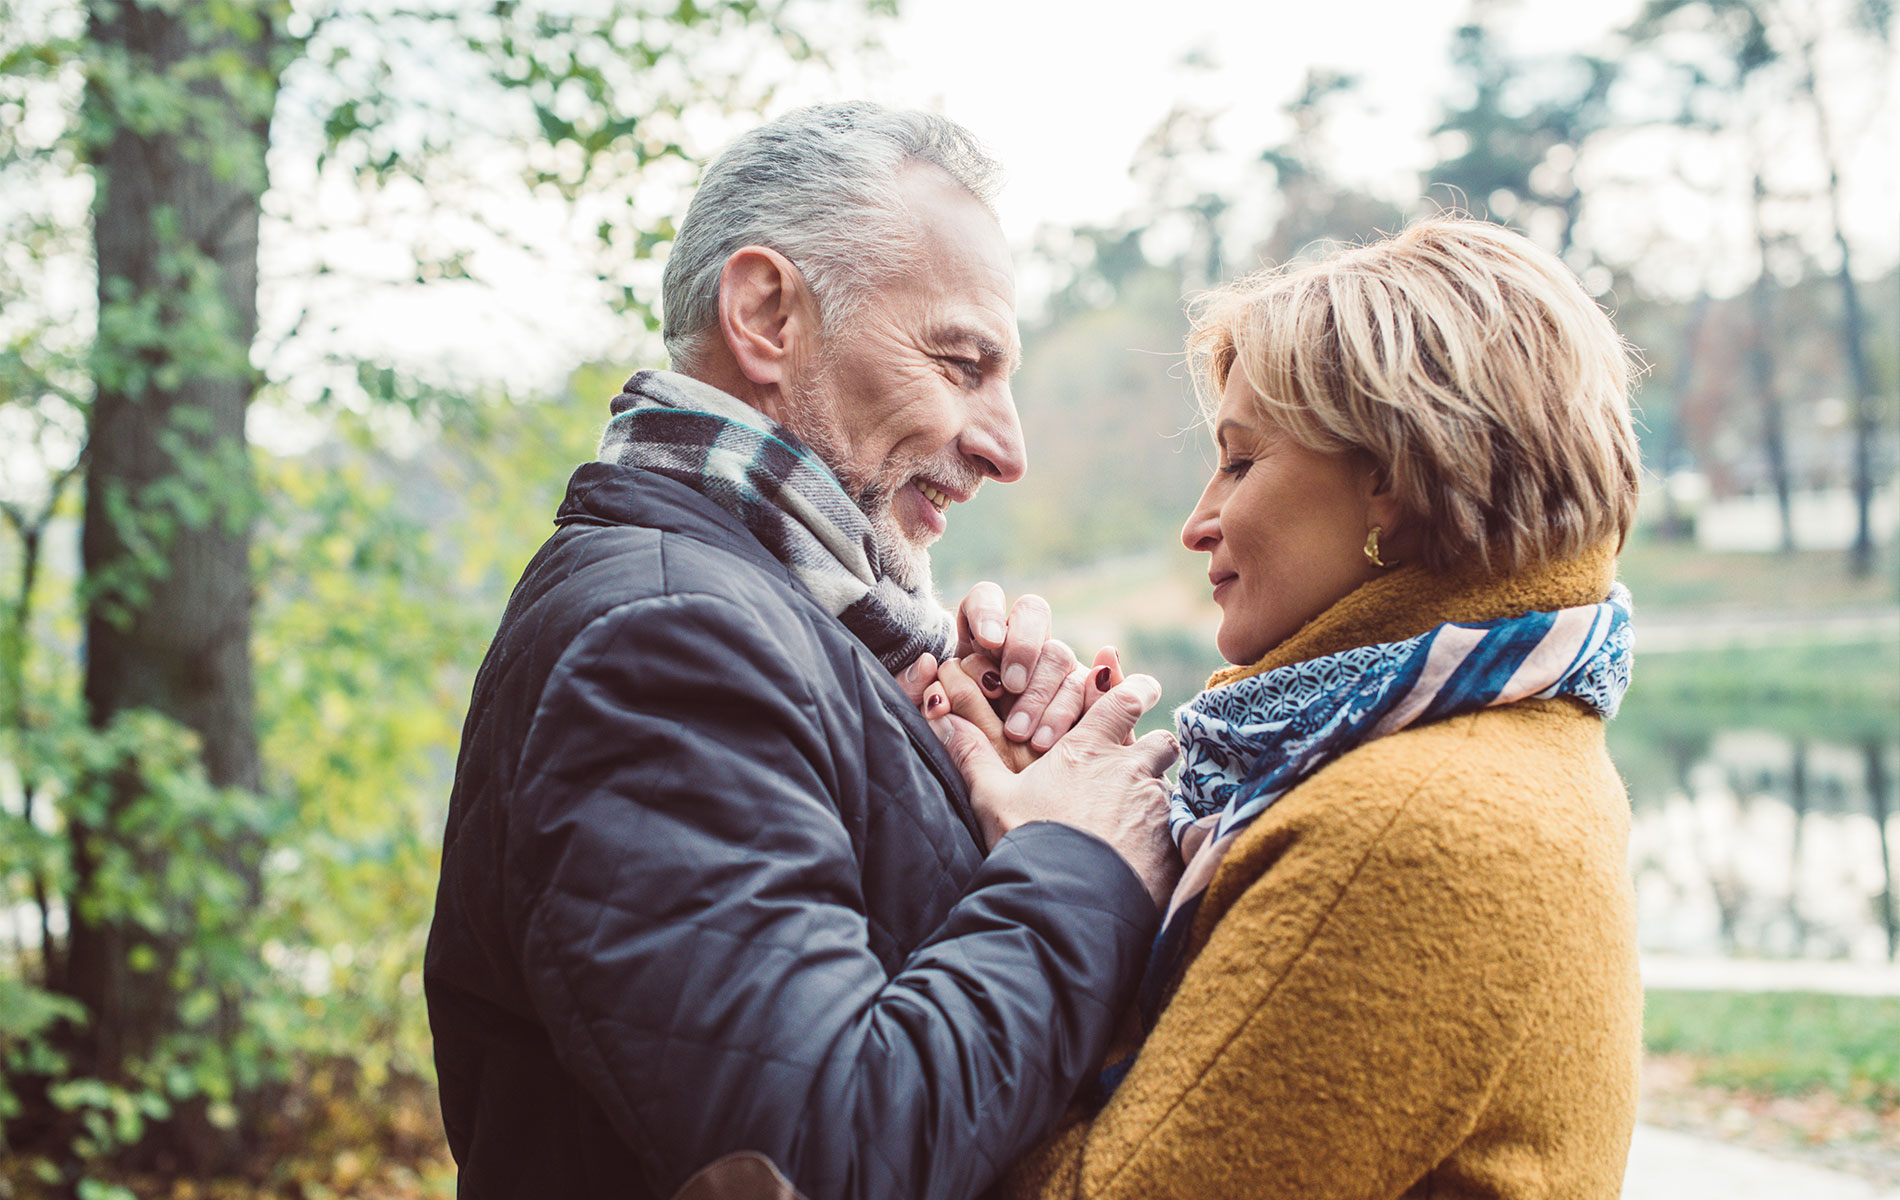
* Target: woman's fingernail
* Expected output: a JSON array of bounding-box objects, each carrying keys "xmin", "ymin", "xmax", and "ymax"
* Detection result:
[
  {"xmin": 980, "ymin": 619, "xmax": 1005, "ymax": 644},
  {"xmin": 1003, "ymin": 665, "xmax": 1028, "ymax": 693},
  {"xmin": 1094, "ymin": 666, "xmax": 1112, "ymax": 692},
  {"xmin": 926, "ymin": 693, "xmax": 945, "ymax": 715},
  {"xmin": 1006, "ymin": 712, "xmax": 1032, "ymax": 738},
  {"xmin": 981, "ymin": 670, "xmax": 1003, "ymax": 693}
]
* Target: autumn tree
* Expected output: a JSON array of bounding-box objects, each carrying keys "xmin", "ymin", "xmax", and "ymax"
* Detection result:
[
  {"xmin": 2, "ymin": 0, "xmax": 884, "ymax": 1186},
  {"xmin": 1628, "ymin": 0, "xmax": 1893, "ymax": 572}
]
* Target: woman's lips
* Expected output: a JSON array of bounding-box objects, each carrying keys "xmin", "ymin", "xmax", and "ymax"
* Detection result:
[{"xmin": 1210, "ymin": 572, "xmax": 1237, "ymax": 602}]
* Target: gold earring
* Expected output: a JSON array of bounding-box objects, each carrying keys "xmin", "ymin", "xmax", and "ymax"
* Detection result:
[{"xmin": 1364, "ymin": 526, "xmax": 1392, "ymax": 569}]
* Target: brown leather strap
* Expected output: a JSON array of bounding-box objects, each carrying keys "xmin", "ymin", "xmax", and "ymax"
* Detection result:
[{"xmin": 668, "ymin": 1151, "xmax": 807, "ymax": 1200}]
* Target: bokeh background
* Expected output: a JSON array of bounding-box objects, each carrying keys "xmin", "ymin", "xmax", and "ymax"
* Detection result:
[{"xmin": 1, "ymin": 0, "xmax": 1895, "ymax": 1195}]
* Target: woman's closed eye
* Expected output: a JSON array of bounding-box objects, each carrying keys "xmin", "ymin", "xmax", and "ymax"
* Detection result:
[{"xmin": 1219, "ymin": 457, "xmax": 1252, "ymax": 478}]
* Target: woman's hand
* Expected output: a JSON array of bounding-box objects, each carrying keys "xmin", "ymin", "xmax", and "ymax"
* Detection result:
[
  {"xmin": 896, "ymin": 584, "xmax": 1137, "ymax": 761},
  {"xmin": 929, "ymin": 674, "xmax": 1183, "ymax": 907},
  {"xmin": 951, "ymin": 583, "xmax": 1090, "ymax": 748},
  {"xmin": 924, "ymin": 658, "xmax": 1039, "ymax": 772}
]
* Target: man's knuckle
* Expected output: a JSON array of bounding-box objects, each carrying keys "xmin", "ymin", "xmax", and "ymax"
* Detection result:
[{"xmin": 1012, "ymin": 592, "xmax": 1051, "ymax": 618}]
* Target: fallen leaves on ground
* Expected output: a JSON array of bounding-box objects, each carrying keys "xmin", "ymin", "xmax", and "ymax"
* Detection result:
[{"xmin": 1642, "ymin": 1052, "xmax": 1900, "ymax": 1186}]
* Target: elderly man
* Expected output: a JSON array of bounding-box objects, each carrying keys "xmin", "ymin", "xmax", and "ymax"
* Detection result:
[{"xmin": 424, "ymin": 103, "xmax": 1178, "ymax": 1200}]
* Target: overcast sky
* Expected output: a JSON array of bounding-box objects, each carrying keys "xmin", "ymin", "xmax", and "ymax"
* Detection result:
[
  {"xmin": 846, "ymin": 0, "xmax": 1631, "ymax": 243},
  {"xmin": 264, "ymin": 0, "xmax": 1900, "ymax": 420}
]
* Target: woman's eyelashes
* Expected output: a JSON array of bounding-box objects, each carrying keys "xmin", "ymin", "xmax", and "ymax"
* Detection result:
[{"xmin": 1219, "ymin": 457, "xmax": 1252, "ymax": 478}]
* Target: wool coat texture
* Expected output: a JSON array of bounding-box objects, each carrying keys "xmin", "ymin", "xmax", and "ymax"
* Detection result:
[{"xmin": 999, "ymin": 543, "xmax": 1642, "ymax": 1200}]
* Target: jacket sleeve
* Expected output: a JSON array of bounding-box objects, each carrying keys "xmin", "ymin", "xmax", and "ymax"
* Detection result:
[
  {"xmin": 1007, "ymin": 723, "xmax": 1578, "ymax": 1200},
  {"xmin": 504, "ymin": 589, "xmax": 1159, "ymax": 1200}
]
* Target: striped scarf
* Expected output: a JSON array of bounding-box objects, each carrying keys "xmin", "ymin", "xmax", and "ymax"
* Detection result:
[
  {"xmin": 597, "ymin": 370, "xmax": 954, "ymax": 673},
  {"xmin": 1110, "ymin": 583, "xmax": 1634, "ymax": 1082}
]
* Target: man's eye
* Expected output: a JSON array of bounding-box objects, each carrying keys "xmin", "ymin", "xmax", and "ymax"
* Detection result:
[{"xmin": 940, "ymin": 357, "xmax": 982, "ymax": 385}]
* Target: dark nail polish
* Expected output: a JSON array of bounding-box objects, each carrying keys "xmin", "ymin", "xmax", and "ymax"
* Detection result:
[
  {"xmin": 1094, "ymin": 667, "xmax": 1112, "ymax": 692},
  {"xmin": 926, "ymin": 694, "xmax": 944, "ymax": 714},
  {"xmin": 981, "ymin": 671, "xmax": 1003, "ymax": 693}
]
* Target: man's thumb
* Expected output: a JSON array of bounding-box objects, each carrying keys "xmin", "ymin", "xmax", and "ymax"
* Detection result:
[
  {"xmin": 1076, "ymin": 674, "xmax": 1163, "ymax": 744},
  {"xmin": 929, "ymin": 712, "xmax": 1007, "ymax": 790}
]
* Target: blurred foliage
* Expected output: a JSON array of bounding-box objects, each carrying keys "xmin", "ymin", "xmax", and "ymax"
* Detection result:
[
  {"xmin": 1, "ymin": 0, "xmax": 881, "ymax": 1190},
  {"xmin": 1, "ymin": 367, "xmax": 635, "ymax": 1196},
  {"xmin": 1645, "ymin": 989, "xmax": 1900, "ymax": 1109}
]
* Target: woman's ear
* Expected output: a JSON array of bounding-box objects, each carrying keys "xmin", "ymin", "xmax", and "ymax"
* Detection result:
[
  {"xmin": 1364, "ymin": 462, "xmax": 1410, "ymax": 562},
  {"xmin": 715, "ymin": 247, "xmax": 818, "ymax": 418}
]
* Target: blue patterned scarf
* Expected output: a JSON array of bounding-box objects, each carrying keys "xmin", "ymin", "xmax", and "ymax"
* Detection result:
[
  {"xmin": 598, "ymin": 370, "xmax": 954, "ymax": 673},
  {"xmin": 1110, "ymin": 582, "xmax": 1634, "ymax": 1080}
]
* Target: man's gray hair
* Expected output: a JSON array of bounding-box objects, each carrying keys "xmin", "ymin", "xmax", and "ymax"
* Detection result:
[{"xmin": 661, "ymin": 102, "xmax": 1003, "ymax": 371}]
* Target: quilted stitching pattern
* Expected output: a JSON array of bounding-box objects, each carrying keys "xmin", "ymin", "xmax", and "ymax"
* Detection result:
[{"xmin": 425, "ymin": 464, "xmax": 1161, "ymax": 1200}]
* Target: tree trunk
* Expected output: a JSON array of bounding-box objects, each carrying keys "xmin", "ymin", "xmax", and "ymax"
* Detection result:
[
  {"xmin": 1798, "ymin": 35, "xmax": 1880, "ymax": 576},
  {"xmin": 1656, "ymin": 294, "xmax": 1711, "ymax": 542},
  {"xmin": 1746, "ymin": 170, "xmax": 1794, "ymax": 553},
  {"xmin": 1869, "ymin": 740, "xmax": 1896, "ymax": 963},
  {"xmin": 68, "ymin": 0, "xmax": 276, "ymax": 1171},
  {"xmin": 1785, "ymin": 740, "xmax": 1808, "ymax": 954},
  {"xmin": 1833, "ymin": 236, "xmax": 1877, "ymax": 576}
]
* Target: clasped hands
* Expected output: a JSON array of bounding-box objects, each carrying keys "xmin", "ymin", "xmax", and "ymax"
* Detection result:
[{"xmin": 895, "ymin": 583, "xmax": 1183, "ymax": 908}]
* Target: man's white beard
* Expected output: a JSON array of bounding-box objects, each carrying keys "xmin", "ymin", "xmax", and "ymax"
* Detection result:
[
  {"xmin": 776, "ymin": 385, "xmax": 938, "ymax": 595},
  {"xmin": 861, "ymin": 488, "xmax": 936, "ymax": 593}
]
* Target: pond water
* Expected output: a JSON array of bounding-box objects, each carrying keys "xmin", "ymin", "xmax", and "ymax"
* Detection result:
[{"xmin": 1609, "ymin": 698, "xmax": 1900, "ymax": 965}]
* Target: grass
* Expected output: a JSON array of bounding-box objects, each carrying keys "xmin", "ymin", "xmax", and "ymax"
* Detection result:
[
  {"xmin": 1645, "ymin": 989, "xmax": 1900, "ymax": 1110},
  {"xmin": 1617, "ymin": 537, "xmax": 1900, "ymax": 615},
  {"xmin": 1627, "ymin": 638, "xmax": 1900, "ymax": 714}
]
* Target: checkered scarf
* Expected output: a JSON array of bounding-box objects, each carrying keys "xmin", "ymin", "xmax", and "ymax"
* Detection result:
[{"xmin": 598, "ymin": 370, "xmax": 954, "ymax": 674}]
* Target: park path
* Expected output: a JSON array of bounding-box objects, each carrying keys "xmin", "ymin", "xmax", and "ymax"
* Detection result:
[
  {"xmin": 1641, "ymin": 955, "xmax": 1900, "ymax": 996},
  {"xmin": 1625, "ymin": 1124, "xmax": 1900, "ymax": 1199},
  {"xmin": 1628, "ymin": 956, "xmax": 1900, "ymax": 1197}
]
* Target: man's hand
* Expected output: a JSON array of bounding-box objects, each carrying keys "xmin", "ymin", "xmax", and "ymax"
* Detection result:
[
  {"xmin": 894, "ymin": 652, "xmax": 941, "ymax": 707},
  {"xmin": 928, "ymin": 674, "xmax": 1182, "ymax": 908}
]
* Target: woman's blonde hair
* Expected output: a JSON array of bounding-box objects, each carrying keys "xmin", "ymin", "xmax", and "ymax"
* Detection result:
[{"xmin": 1188, "ymin": 217, "xmax": 1642, "ymax": 574}]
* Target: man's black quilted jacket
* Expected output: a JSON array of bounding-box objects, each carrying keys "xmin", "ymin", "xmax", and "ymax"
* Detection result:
[{"xmin": 424, "ymin": 461, "xmax": 1159, "ymax": 1200}]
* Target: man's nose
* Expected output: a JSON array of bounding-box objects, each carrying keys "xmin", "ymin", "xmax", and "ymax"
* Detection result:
[{"xmin": 959, "ymin": 381, "xmax": 1027, "ymax": 483}]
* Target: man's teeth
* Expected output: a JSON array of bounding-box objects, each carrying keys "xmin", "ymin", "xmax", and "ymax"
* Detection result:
[{"xmin": 918, "ymin": 483, "xmax": 950, "ymax": 511}]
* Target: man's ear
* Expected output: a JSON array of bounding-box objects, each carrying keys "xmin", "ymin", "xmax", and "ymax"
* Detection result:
[{"xmin": 716, "ymin": 246, "xmax": 817, "ymax": 419}]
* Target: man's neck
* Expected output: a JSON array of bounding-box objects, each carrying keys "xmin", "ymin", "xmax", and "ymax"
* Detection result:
[{"xmin": 676, "ymin": 352, "xmax": 786, "ymax": 426}]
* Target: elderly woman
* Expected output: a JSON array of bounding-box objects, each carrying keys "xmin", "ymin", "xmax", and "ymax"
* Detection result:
[{"xmin": 930, "ymin": 216, "xmax": 1642, "ymax": 1199}]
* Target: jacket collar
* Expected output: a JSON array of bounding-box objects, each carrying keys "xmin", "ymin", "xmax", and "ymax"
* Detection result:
[
  {"xmin": 552, "ymin": 460, "xmax": 982, "ymax": 843},
  {"xmin": 1209, "ymin": 540, "xmax": 1621, "ymax": 689},
  {"xmin": 555, "ymin": 460, "xmax": 795, "ymax": 585}
]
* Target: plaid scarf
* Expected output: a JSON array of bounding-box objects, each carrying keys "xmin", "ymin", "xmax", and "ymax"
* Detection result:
[
  {"xmin": 597, "ymin": 370, "xmax": 954, "ymax": 674},
  {"xmin": 1098, "ymin": 583, "xmax": 1634, "ymax": 1095}
]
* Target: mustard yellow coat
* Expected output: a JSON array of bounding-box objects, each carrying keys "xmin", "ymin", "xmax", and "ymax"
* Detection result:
[{"xmin": 1001, "ymin": 545, "xmax": 1641, "ymax": 1200}]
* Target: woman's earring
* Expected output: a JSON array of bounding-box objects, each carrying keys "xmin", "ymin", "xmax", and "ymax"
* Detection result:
[{"xmin": 1364, "ymin": 526, "xmax": 1393, "ymax": 569}]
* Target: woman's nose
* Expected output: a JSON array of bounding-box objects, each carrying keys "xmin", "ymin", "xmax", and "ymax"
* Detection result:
[{"xmin": 1181, "ymin": 495, "xmax": 1220, "ymax": 552}]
